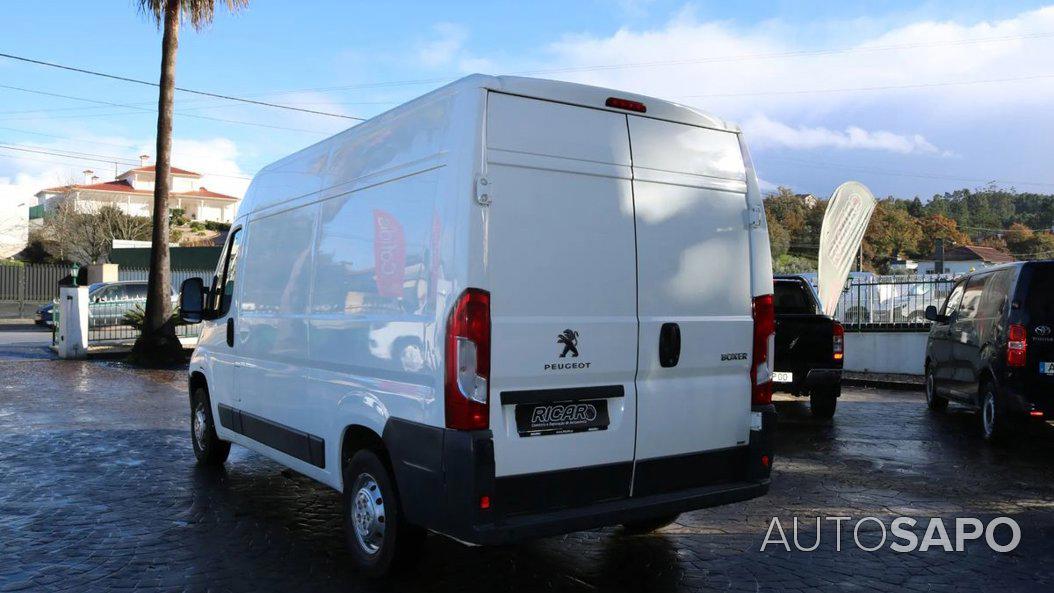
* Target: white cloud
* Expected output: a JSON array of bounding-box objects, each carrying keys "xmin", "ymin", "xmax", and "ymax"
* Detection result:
[
  {"xmin": 0, "ymin": 134, "xmax": 253, "ymax": 207},
  {"xmin": 742, "ymin": 114, "xmax": 942, "ymax": 155},
  {"xmin": 417, "ymin": 22, "xmax": 469, "ymax": 68},
  {"xmin": 529, "ymin": 6, "xmax": 1054, "ymax": 135}
]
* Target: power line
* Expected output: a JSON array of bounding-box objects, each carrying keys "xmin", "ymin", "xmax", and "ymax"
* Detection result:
[
  {"xmin": 0, "ymin": 52, "xmax": 365, "ymax": 121},
  {"xmin": 763, "ymin": 156, "xmax": 1054, "ymax": 189},
  {"xmin": 0, "ymin": 84, "xmax": 335, "ymax": 134},
  {"xmin": 0, "ymin": 143, "xmax": 254, "ymax": 180},
  {"xmin": 274, "ymin": 31, "xmax": 1054, "ymax": 96}
]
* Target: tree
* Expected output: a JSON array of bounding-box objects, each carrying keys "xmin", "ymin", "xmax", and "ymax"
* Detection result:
[
  {"xmin": 862, "ymin": 200, "xmax": 923, "ymax": 267},
  {"xmin": 132, "ymin": 0, "xmax": 248, "ymax": 365},
  {"xmin": 917, "ymin": 214, "xmax": 969, "ymax": 259},
  {"xmin": 767, "ymin": 219, "xmax": 790, "ymax": 260},
  {"xmin": 39, "ymin": 202, "xmax": 153, "ymax": 264},
  {"xmin": 1004, "ymin": 223, "xmax": 1034, "ymax": 254}
]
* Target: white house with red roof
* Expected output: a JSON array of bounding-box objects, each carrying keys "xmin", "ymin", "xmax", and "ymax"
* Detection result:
[{"xmin": 33, "ymin": 157, "xmax": 239, "ymax": 224}]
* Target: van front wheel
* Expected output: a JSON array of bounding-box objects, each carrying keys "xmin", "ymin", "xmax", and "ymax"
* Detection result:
[
  {"xmin": 343, "ymin": 450, "xmax": 424, "ymax": 576},
  {"xmin": 190, "ymin": 387, "xmax": 230, "ymax": 466},
  {"xmin": 621, "ymin": 513, "xmax": 680, "ymax": 535}
]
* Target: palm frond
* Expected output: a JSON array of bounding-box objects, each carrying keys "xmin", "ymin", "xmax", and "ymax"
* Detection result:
[{"xmin": 136, "ymin": 0, "xmax": 250, "ymax": 30}]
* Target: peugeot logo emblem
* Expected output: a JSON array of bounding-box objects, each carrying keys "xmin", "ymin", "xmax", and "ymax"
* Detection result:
[{"xmin": 1036, "ymin": 325, "xmax": 1052, "ymax": 337}]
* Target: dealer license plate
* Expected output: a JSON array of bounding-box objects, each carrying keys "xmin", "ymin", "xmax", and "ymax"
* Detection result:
[
  {"xmin": 772, "ymin": 371, "xmax": 794, "ymax": 383},
  {"xmin": 515, "ymin": 400, "xmax": 609, "ymax": 437},
  {"xmin": 1041, "ymin": 362, "xmax": 1054, "ymax": 376}
]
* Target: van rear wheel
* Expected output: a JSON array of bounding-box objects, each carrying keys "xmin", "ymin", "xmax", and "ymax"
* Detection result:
[
  {"xmin": 981, "ymin": 384, "xmax": 1011, "ymax": 444},
  {"xmin": 190, "ymin": 387, "xmax": 230, "ymax": 466},
  {"xmin": 621, "ymin": 513, "xmax": 680, "ymax": 535},
  {"xmin": 343, "ymin": 450, "xmax": 424, "ymax": 576}
]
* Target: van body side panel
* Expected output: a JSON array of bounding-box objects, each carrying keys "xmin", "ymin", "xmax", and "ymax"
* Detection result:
[
  {"xmin": 627, "ymin": 117, "xmax": 753, "ymax": 464},
  {"xmin": 307, "ymin": 168, "xmax": 443, "ymax": 439},
  {"xmin": 235, "ymin": 202, "xmax": 327, "ymax": 482},
  {"xmin": 484, "ymin": 93, "xmax": 639, "ymax": 481}
]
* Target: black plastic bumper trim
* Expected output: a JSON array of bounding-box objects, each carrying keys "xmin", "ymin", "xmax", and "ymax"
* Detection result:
[
  {"xmin": 217, "ymin": 404, "xmax": 325, "ymax": 468},
  {"xmin": 500, "ymin": 384, "xmax": 625, "ymax": 406}
]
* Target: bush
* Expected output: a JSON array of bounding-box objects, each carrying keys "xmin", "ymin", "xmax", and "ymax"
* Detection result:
[
  {"xmin": 169, "ymin": 208, "xmax": 188, "ymax": 226},
  {"xmin": 123, "ymin": 304, "xmax": 182, "ymax": 329},
  {"xmin": 189, "ymin": 221, "xmax": 205, "ymax": 232},
  {"xmin": 204, "ymin": 220, "xmax": 231, "ymax": 232}
]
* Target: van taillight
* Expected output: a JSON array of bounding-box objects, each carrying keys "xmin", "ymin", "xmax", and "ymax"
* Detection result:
[
  {"xmin": 1007, "ymin": 323, "xmax": 1027, "ymax": 368},
  {"xmin": 445, "ymin": 289, "xmax": 490, "ymax": 430},
  {"xmin": 833, "ymin": 322, "xmax": 845, "ymax": 362},
  {"xmin": 751, "ymin": 294, "xmax": 775, "ymax": 406}
]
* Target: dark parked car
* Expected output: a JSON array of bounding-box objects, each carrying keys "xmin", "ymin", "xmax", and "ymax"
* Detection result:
[
  {"xmin": 36, "ymin": 282, "xmax": 106, "ymax": 327},
  {"xmin": 924, "ymin": 261, "xmax": 1054, "ymax": 442},
  {"xmin": 87, "ymin": 281, "xmax": 179, "ymax": 328},
  {"xmin": 772, "ymin": 275, "xmax": 845, "ymax": 418}
]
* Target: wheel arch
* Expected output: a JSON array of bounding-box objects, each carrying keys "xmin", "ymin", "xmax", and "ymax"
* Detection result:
[
  {"xmin": 189, "ymin": 371, "xmax": 208, "ymax": 406},
  {"xmin": 340, "ymin": 424, "xmax": 390, "ymax": 490}
]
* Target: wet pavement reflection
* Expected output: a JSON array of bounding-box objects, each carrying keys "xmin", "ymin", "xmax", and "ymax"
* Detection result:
[{"xmin": 2, "ymin": 357, "xmax": 1054, "ymax": 592}]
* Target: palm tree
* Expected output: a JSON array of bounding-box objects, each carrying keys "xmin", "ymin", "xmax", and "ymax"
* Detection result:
[{"xmin": 132, "ymin": 0, "xmax": 248, "ymax": 364}]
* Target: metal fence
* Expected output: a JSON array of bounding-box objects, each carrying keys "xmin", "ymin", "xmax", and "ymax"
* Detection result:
[
  {"xmin": 118, "ymin": 267, "xmax": 213, "ymax": 287},
  {"xmin": 83, "ymin": 301, "xmax": 203, "ymax": 344},
  {"xmin": 833, "ymin": 277, "xmax": 957, "ymax": 330},
  {"xmin": 0, "ymin": 264, "xmax": 68, "ymax": 301}
]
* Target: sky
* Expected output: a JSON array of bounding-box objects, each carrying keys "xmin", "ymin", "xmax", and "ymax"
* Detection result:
[{"xmin": 1, "ymin": 0, "xmax": 1053, "ymax": 212}]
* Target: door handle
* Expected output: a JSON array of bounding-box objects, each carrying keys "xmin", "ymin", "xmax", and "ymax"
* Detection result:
[
  {"xmin": 226, "ymin": 318, "xmax": 234, "ymax": 348},
  {"xmin": 659, "ymin": 322, "xmax": 681, "ymax": 368}
]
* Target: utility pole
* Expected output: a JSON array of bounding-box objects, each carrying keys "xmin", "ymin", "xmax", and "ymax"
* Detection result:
[{"xmin": 935, "ymin": 238, "xmax": 945, "ymax": 276}]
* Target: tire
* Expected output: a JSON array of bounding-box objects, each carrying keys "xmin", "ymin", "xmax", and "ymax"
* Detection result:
[
  {"xmin": 925, "ymin": 366, "xmax": 948, "ymax": 411},
  {"xmin": 980, "ymin": 383, "xmax": 1011, "ymax": 444},
  {"xmin": 343, "ymin": 450, "xmax": 425, "ymax": 577},
  {"xmin": 621, "ymin": 513, "xmax": 680, "ymax": 535},
  {"xmin": 810, "ymin": 385, "xmax": 839, "ymax": 419},
  {"xmin": 190, "ymin": 387, "xmax": 231, "ymax": 466}
]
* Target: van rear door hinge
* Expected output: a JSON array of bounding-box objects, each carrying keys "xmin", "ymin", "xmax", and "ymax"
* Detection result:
[
  {"xmin": 749, "ymin": 205, "xmax": 764, "ymax": 228},
  {"xmin": 475, "ymin": 176, "xmax": 492, "ymax": 206}
]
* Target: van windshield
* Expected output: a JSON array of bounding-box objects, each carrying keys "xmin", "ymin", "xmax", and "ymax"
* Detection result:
[{"xmin": 1026, "ymin": 265, "xmax": 1054, "ymax": 321}]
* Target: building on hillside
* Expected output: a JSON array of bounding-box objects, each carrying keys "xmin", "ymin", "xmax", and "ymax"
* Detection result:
[
  {"xmin": 916, "ymin": 245, "xmax": 1015, "ymax": 275},
  {"xmin": 796, "ymin": 193, "xmax": 819, "ymax": 208},
  {"xmin": 0, "ymin": 197, "xmax": 29, "ymax": 258},
  {"xmin": 32, "ymin": 157, "xmax": 239, "ymax": 225}
]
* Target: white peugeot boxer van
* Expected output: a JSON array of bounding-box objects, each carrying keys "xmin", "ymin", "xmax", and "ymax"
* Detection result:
[{"xmin": 179, "ymin": 74, "xmax": 776, "ymax": 575}]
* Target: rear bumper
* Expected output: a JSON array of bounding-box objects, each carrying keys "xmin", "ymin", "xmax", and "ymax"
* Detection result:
[
  {"xmin": 383, "ymin": 405, "xmax": 775, "ymax": 546},
  {"xmin": 1002, "ymin": 382, "xmax": 1054, "ymax": 416},
  {"xmin": 773, "ymin": 368, "xmax": 842, "ymax": 393},
  {"xmin": 460, "ymin": 477, "xmax": 769, "ymax": 545}
]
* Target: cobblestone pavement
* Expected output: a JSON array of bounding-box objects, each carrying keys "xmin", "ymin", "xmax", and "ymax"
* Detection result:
[{"xmin": 2, "ymin": 357, "xmax": 1054, "ymax": 592}]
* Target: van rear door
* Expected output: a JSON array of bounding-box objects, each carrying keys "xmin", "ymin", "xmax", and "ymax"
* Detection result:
[
  {"xmin": 1021, "ymin": 263, "xmax": 1054, "ymax": 393},
  {"xmin": 627, "ymin": 116, "xmax": 754, "ymax": 496},
  {"xmin": 485, "ymin": 93, "xmax": 640, "ymax": 512}
]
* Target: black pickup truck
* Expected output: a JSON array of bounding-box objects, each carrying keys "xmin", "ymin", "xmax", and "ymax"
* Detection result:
[{"xmin": 773, "ymin": 275, "xmax": 844, "ymax": 418}]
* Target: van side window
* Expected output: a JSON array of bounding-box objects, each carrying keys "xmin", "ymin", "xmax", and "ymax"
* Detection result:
[
  {"xmin": 979, "ymin": 269, "xmax": 1012, "ymax": 319},
  {"xmin": 942, "ymin": 280, "xmax": 966, "ymax": 317},
  {"xmin": 213, "ymin": 228, "xmax": 243, "ymax": 317},
  {"xmin": 958, "ymin": 274, "xmax": 990, "ymax": 320}
]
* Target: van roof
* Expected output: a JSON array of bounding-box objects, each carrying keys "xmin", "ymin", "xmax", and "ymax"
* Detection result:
[
  {"xmin": 469, "ymin": 75, "xmax": 739, "ymax": 133},
  {"xmin": 243, "ymin": 75, "xmax": 740, "ymax": 217}
]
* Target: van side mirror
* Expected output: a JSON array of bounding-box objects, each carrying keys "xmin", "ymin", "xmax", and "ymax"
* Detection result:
[
  {"xmin": 179, "ymin": 277, "xmax": 206, "ymax": 323},
  {"xmin": 924, "ymin": 305, "xmax": 947, "ymax": 323}
]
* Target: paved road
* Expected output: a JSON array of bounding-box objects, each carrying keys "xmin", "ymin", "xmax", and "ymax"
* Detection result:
[
  {"xmin": 0, "ymin": 324, "xmax": 53, "ymax": 361},
  {"xmin": 2, "ymin": 357, "xmax": 1054, "ymax": 592}
]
